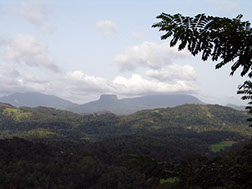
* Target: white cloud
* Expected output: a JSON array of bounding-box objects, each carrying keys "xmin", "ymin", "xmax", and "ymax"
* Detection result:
[
  {"xmin": 115, "ymin": 41, "xmax": 189, "ymax": 71},
  {"xmin": 64, "ymin": 71, "xmax": 110, "ymax": 93},
  {"xmin": 4, "ymin": 34, "xmax": 60, "ymax": 72},
  {"xmin": 146, "ymin": 65, "xmax": 197, "ymax": 82},
  {"xmin": 0, "ymin": 70, "xmax": 50, "ymax": 96},
  {"xmin": 0, "ymin": 66, "xmax": 198, "ymax": 102},
  {"xmin": 112, "ymin": 74, "xmax": 197, "ymax": 96},
  {"xmin": 23, "ymin": 74, "xmax": 49, "ymax": 84},
  {"xmin": 61, "ymin": 71, "xmax": 197, "ymax": 99},
  {"xmin": 3, "ymin": 67, "xmax": 21, "ymax": 78},
  {"xmin": 0, "ymin": 36, "xmax": 197, "ymax": 102},
  {"xmin": 17, "ymin": 76, "xmax": 50, "ymax": 92},
  {"xmin": 96, "ymin": 20, "xmax": 117, "ymax": 37},
  {"xmin": 19, "ymin": 0, "xmax": 55, "ymax": 33}
]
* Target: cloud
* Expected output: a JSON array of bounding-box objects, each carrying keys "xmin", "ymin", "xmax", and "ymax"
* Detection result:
[
  {"xmin": 23, "ymin": 74, "xmax": 49, "ymax": 84},
  {"xmin": 96, "ymin": 20, "xmax": 117, "ymax": 37},
  {"xmin": 64, "ymin": 71, "xmax": 110, "ymax": 93},
  {"xmin": 208, "ymin": 0, "xmax": 240, "ymax": 15},
  {"xmin": 0, "ymin": 77, "xmax": 28, "ymax": 95},
  {"xmin": 0, "ymin": 67, "xmax": 198, "ymax": 102},
  {"xmin": 3, "ymin": 34, "xmax": 60, "ymax": 72},
  {"xmin": 115, "ymin": 41, "xmax": 189, "ymax": 71},
  {"xmin": 18, "ymin": 0, "xmax": 55, "ymax": 33},
  {"xmin": 146, "ymin": 65, "xmax": 197, "ymax": 82},
  {"xmin": 61, "ymin": 71, "xmax": 197, "ymax": 99},
  {"xmin": 112, "ymin": 74, "xmax": 197, "ymax": 96},
  {"xmin": 2, "ymin": 67, "xmax": 21, "ymax": 78},
  {"xmin": 0, "ymin": 69, "xmax": 50, "ymax": 95}
]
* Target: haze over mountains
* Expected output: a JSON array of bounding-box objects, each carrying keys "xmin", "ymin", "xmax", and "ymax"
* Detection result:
[
  {"xmin": 0, "ymin": 92, "xmax": 206, "ymax": 115},
  {"xmin": 0, "ymin": 92, "xmax": 245, "ymax": 114},
  {"xmin": 69, "ymin": 94, "xmax": 204, "ymax": 115},
  {"xmin": 0, "ymin": 92, "xmax": 244, "ymax": 115},
  {"xmin": 226, "ymin": 104, "xmax": 246, "ymax": 111}
]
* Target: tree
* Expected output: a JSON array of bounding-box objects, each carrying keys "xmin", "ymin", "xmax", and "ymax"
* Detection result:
[
  {"xmin": 152, "ymin": 13, "xmax": 252, "ymax": 125},
  {"xmin": 237, "ymin": 80, "xmax": 252, "ymax": 126},
  {"xmin": 152, "ymin": 13, "xmax": 251, "ymax": 76}
]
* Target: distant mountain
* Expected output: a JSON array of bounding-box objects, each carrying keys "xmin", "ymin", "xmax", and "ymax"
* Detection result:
[
  {"xmin": 0, "ymin": 92, "xmax": 78, "ymax": 110},
  {"xmin": 68, "ymin": 94, "xmax": 143, "ymax": 115},
  {"xmin": 69, "ymin": 94, "xmax": 204, "ymax": 115},
  {"xmin": 121, "ymin": 94, "xmax": 204, "ymax": 108},
  {"xmin": 226, "ymin": 104, "xmax": 246, "ymax": 111}
]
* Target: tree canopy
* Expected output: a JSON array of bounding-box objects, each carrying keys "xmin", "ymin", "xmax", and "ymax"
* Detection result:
[{"xmin": 152, "ymin": 13, "xmax": 252, "ymax": 77}]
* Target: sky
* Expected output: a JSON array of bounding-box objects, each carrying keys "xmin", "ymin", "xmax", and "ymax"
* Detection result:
[{"xmin": 0, "ymin": 0, "xmax": 251, "ymax": 105}]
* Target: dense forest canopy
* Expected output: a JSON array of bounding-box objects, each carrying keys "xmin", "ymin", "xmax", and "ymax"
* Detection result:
[
  {"xmin": 0, "ymin": 102, "xmax": 251, "ymax": 188},
  {"xmin": 152, "ymin": 13, "xmax": 252, "ymax": 77}
]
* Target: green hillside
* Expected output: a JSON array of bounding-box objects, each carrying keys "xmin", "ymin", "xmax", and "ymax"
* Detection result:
[
  {"xmin": 0, "ymin": 103, "xmax": 251, "ymax": 139},
  {"xmin": 0, "ymin": 103, "xmax": 251, "ymax": 188},
  {"xmin": 123, "ymin": 104, "xmax": 251, "ymax": 134},
  {"xmin": 0, "ymin": 104, "xmax": 85, "ymax": 140},
  {"xmin": 2, "ymin": 106, "xmax": 32, "ymax": 121}
]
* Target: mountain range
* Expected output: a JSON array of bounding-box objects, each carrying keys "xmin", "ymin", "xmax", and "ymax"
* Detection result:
[
  {"xmin": 0, "ymin": 92, "xmax": 246, "ymax": 115},
  {"xmin": 0, "ymin": 92, "xmax": 205, "ymax": 115},
  {"xmin": 69, "ymin": 94, "xmax": 204, "ymax": 115}
]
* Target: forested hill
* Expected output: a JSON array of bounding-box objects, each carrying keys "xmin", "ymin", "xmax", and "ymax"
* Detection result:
[
  {"xmin": 0, "ymin": 103, "xmax": 251, "ymax": 140},
  {"xmin": 0, "ymin": 103, "xmax": 251, "ymax": 188},
  {"xmin": 124, "ymin": 104, "xmax": 251, "ymax": 133}
]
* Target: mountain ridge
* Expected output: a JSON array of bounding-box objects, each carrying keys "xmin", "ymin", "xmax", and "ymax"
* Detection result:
[
  {"xmin": 69, "ymin": 94, "xmax": 205, "ymax": 115},
  {"xmin": 0, "ymin": 92, "xmax": 78, "ymax": 110},
  {"xmin": 0, "ymin": 92, "xmax": 205, "ymax": 115},
  {"xmin": 2, "ymin": 92, "xmax": 246, "ymax": 116}
]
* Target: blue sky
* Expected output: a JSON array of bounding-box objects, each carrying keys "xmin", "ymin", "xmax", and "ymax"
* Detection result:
[{"xmin": 0, "ymin": 0, "xmax": 251, "ymax": 105}]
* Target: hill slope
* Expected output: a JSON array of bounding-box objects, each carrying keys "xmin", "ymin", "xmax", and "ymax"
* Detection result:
[
  {"xmin": 1, "ymin": 103, "xmax": 250, "ymax": 140},
  {"xmin": 123, "ymin": 104, "xmax": 251, "ymax": 133}
]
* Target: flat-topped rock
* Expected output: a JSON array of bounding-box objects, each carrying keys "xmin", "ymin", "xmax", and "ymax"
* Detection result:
[{"xmin": 99, "ymin": 94, "xmax": 118, "ymax": 102}]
